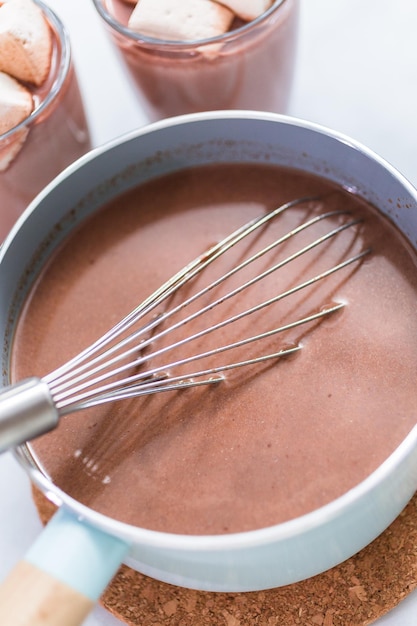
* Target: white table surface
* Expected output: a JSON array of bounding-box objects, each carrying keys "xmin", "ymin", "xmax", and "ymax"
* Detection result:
[{"xmin": 1, "ymin": 1, "xmax": 417, "ymax": 624}]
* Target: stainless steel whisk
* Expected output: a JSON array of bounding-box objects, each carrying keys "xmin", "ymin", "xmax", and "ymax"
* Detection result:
[{"xmin": 0, "ymin": 197, "xmax": 370, "ymax": 453}]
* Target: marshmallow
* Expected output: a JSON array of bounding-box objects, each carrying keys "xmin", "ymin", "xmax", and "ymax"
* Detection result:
[
  {"xmin": 0, "ymin": 71, "xmax": 32, "ymax": 170},
  {"xmin": 128, "ymin": 0, "xmax": 234, "ymax": 42},
  {"xmin": 212, "ymin": 0, "xmax": 273, "ymax": 21},
  {"xmin": 0, "ymin": 0, "xmax": 53, "ymax": 86},
  {"xmin": 0, "ymin": 70, "xmax": 32, "ymax": 135}
]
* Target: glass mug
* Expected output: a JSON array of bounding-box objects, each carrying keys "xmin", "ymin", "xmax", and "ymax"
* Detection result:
[
  {"xmin": 91, "ymin": 0, "xmax": 299, "ymax": 122},
  {"xmin": 0, "ymin": 0, "xmax": 91, "ymax": 241}
]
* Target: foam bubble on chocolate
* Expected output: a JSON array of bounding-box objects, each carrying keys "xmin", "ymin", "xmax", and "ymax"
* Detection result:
[
  {"xmin": 128, "ymin": 0, "xmax": 234, "ymax": 41},
  {"xmin": 212, "ymin": 0, "xmax": 273, "ymax": 21},
  {"xmin": 0, "ymin": 0, "xmax": 52, "ymax": 86},
  {"xmin": 0, "ymin": 70, "xmax": 32, "ymax": 170}
]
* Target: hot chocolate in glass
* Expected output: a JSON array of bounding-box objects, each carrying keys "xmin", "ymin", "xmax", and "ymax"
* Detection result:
[
  {"xmin": 92, "ymin": 0, "xmax": 299, "ymax": 122},
  {"xmin": 0, "ymin": 0, "xmax": 91, "ymax": 241}
]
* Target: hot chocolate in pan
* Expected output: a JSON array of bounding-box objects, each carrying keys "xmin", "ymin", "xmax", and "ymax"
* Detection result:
[{"xmin": 11, "ymin": 163, "xmax": 417, "ymax": 536}]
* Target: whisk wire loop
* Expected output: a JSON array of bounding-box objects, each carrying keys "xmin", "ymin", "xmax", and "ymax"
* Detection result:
[
  {"xmin": 47, "ymin": 205, "xmax": 353, "ymax": 398},
  {"xmin": 44, "ymin": 198, "xmax": 369, "ymax": 413}
]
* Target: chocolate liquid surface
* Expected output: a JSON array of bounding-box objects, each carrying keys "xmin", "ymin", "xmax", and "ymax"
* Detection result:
[{"xmin": 11, "ymin": 164, "xmax": 417, "ymax": 535}]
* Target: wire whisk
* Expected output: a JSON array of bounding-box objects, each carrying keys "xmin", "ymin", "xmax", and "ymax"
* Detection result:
[{"xmin": 0, "ymin": 196, "xmax": 370, "ymax": 452}]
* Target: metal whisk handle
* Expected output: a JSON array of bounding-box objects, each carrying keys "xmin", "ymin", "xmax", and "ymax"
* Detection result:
[{"xmin": 0, "ymin": 378, "xmax": 58, "ymax": 453}]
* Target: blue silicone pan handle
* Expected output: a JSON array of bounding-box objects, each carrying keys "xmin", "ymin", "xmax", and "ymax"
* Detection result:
[{"xmin": 0, "ymin": 507, "xmax": 130, "ymax": 625}]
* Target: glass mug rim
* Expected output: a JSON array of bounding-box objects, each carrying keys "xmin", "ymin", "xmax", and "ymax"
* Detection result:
[
  {"xmin": 91, "ymin": 0, "xmax": 288, "ymax": 49},
  {"xmin": 0, "ymin": 0, "xmax": 72, "ymax": 143}
]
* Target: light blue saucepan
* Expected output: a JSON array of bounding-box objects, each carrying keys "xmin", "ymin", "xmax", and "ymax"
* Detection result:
[{"xmin": 1, "ymin": 111, "xmax": 417, "ymax": 625}]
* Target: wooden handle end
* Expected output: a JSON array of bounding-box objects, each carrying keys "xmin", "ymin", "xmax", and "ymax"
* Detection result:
[{"xmin": 0, "ymin": 560, "xmax": 94, "ymax": 626}]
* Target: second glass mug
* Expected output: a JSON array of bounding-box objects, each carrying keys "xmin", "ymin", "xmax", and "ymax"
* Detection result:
[
  {"xmin": 91, "ymin": 0, "xmax": 299, "ymax": 122},
  {"xmin": 0, "ymin": 0, "xmax": 91, "ymax": 242}
]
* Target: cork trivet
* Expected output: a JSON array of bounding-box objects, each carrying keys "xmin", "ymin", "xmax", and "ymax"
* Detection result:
[{"xmin": 32, "ymin": 486, "xmax": 417, "ymax": 626}]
